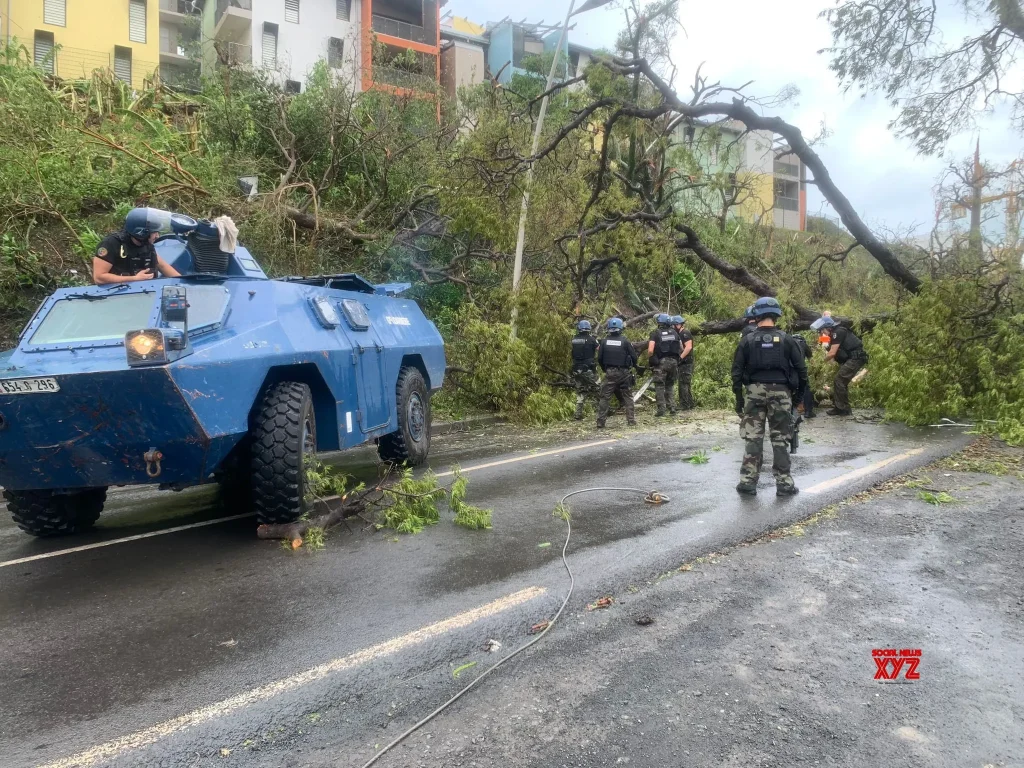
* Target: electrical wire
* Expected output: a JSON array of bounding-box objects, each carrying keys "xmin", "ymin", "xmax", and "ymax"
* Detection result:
[{"xmin": 357, "ymin": 486, "xmax": 667, "ymax": 768}]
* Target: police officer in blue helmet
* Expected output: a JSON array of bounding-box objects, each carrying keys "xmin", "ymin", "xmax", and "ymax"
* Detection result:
[
  {"xmin": 596, "ymin": 317, "xmax": 639, "ymax": 428},
  {"xmin": 673, "ymin": 315, "xmax": 695, "ymax": 410},
  {"xmin": 731, "ymin": 297, "xmax": 808, "ymax": 496},
  {"xmin": 93, "ymin": 208, "xmax": 181, "ymax": 285},
  {"xmin": 569, "ymin": 320, "xmax": 600, "ymax": 420}
]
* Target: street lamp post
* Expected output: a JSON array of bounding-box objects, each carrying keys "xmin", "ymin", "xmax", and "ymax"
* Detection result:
[{"xmin": 508, "ymin": 0, "xmax": 611, "ymax": 340}]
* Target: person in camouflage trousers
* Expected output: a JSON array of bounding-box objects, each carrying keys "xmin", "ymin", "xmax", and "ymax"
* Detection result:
[
  {"xmin": 647, "ymin": 314, "xmax": 681, "ymax": 417},
  {"xmin": 596, "ymin": 317, "xmax": 638, "ymax": 428},
  {"xmin": 673, "ymin": 315, "xmax": 695, "ymax": 410},
  {"xmin": 569, "ymin": 320, "xmax": 600, "ymax": 420},
  {"xmin": 731, "ymin": 297, "xmax": 808, "ymax": 497}
]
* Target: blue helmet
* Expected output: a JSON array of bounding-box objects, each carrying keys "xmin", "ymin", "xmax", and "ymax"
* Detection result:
[
  {"xmin": 743, "ymin": 305, "xmax": 754, "ymax": 319},
  {"xmin": 672, "ymin": 315, "xmax": 684, "ymax": 325},
  {"xmin": 576, "ymin": 320, "xmax": 592, "ymax": 333},
  {"xmin": 750, "ymin": 296, "xmax": 783, "ymax": 319},
  {"xmin": 124, "ymin": 207, "xmax": 169, "ymax": 240},
  {"xmin": 656, "ymin": 313, "xmax": 672, "ymax": 326},
  {"xmin": 606, "ymin": 317, "xmax": 624, "ymax": 332},
  {"xmin": 811, "ymin": 315, "xmax": 837, "ymax": 331}
]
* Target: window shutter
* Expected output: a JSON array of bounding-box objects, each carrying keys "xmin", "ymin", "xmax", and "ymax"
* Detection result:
[
  {"xmin": 284, "ymin": 0, "xmax": 299, "ymax": 23},
  {"xmin": 328, "ymin": 37, "xmax": 343, "ymax": 67},
  {"xmin": 336, "ymin": 0, "xmax": 350, "ymax": 21},
  {"xmin": 114, "ymin": 48, "xmax": 133, "ymax": 82},
  {"xmin": 262, "ymin": 24, "xmax": 278, "ymax": 69},
  {"xmin": 34, "ymin": 33, "xmax": 55, "ymax": 74},
  {"xmin": 129, "ymin": 0, "xmax": 147, "ymax": 44},
  {"xmin": 43, "ymin": 0, "xmax": 66, "ymax": 27}
]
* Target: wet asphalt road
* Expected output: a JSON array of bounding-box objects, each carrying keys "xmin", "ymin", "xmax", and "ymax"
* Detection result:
[{"xmin": 0, "ymin": 414, "xmax": 970, "ymax": 767}]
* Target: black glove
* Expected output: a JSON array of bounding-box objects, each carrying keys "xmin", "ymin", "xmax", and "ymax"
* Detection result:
[{"xmin": 733, "ymin": 385, "xmax": 745, "ymax": 415}]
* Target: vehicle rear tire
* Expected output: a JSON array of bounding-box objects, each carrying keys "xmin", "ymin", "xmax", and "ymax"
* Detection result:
[
  {"xmin": 4, "ymin": 488, "xmax": 106, "ymax": 537},
  {"xmin": 251, "ymin": 381, "xmax": 316, "ymax": 526},
  {"xmin": 377, "ymin": 367, "xmax": 431, "ymax": 466}
]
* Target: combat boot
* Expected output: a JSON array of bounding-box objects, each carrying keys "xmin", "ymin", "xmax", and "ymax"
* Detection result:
[
  {"xmin": 735, "ymin": 483, "xmax": 757, "ymax": 496},
  {"xmin": 777, "ymin": 486, "xmax": 799, "ymax": 497},
  {"xmin": 826, "ymin": 408, "xmax": 852, "ymax": 416}
]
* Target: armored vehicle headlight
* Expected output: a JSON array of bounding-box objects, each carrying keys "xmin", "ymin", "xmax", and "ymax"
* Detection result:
[
  {"xmin": 126, "ymin": 329, "xmax": 167, "ymax": 365},
  {"xmin": 310, "ymin": 295, "xmax": 340, "ymax": 328}
]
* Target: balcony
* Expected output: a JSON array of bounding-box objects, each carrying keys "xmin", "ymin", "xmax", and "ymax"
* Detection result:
[
  {"xmin": 159, "ymin": 0, "xmax": 196, "ymax": 25},
  {"xmin": 215, "ymin": 0, "xmax": 252, "ymax": 42},
  {"xmin": 371, "ymin": 0, "xmax": 438, "ymax": 47}
]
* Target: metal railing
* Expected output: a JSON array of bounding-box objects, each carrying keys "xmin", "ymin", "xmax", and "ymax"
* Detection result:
[
  {"xmin": 372, "ymin": 14, "xmax": 434, "ymax": 46},
  {"xmin": 371, "ymin": 64, "xmax": 437, "ymax": 92}
]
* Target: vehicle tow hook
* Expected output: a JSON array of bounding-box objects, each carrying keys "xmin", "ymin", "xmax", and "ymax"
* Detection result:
[{"xmin": 144, "ymin": 448, "xmax": 164, "ymax": 478}]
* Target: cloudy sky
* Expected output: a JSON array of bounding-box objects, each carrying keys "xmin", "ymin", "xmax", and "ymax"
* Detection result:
[{"xmin": 443, "ymin": 0, "xmax": 1020, "ymax": 235}]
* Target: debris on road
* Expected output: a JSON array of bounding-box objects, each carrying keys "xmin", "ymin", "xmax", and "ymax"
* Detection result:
[
  {"xmin": 537, "ymin": 542, "xmax": 552, "ymax": 548},
  {"xmin": 218, "ymin": 639, "xmax": 238, "ymax": 648},
  {"xmin": 451, "ymin": 661, "xmax": 477, "ymax": 679},
  {"xmin": 587, "ymin": 596, "xmax": 615, "ymax": 611},
  {"xmin": 635, "ymin": 615, "xmax": 655, "ymax": 626},
  {"xmin": 529, "ymin": 621, "xmax": 550, "ymax": 635}
]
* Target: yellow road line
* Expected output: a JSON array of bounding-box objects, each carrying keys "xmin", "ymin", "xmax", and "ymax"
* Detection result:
[
  {"xmin": 434, "ymin": 439, "xmax": 618, "ymax": 478},
  {"xmin": 36, "ymin": 586, "xmax": 547, "ymax": 768},
  {"xmin": 804, "ymin": 448, "xmax": 925, "ymax": 494},
  {"xmin": 0, "ymin": 514, "xmax": 255, "ymax": 569}
]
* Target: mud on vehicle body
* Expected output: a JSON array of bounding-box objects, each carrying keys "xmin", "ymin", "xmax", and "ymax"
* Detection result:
[{"xmin": 0, "ymin": 211, "xmax": 446, "ymax": 536}]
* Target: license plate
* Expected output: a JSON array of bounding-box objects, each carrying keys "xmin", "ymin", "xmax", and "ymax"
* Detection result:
[{"xmin": 0, "ymin": 377, "xmax": 60, "ymax": 395}]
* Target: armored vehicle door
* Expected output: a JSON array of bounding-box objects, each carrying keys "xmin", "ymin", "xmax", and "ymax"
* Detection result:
[{"xmin": 338, "ymin": 298, "xmax": 391, "ymax": 433}]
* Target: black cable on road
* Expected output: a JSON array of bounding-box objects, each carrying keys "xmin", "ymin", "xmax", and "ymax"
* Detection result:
[{"xmin": 358, "ymin": 486, "xmax": 668, "ymax": 768}]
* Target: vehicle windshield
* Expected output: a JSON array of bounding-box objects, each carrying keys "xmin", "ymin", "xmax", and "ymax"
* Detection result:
[{"xmin": 29, "ymin": 293, "xmax": 156, "ymax": 346}]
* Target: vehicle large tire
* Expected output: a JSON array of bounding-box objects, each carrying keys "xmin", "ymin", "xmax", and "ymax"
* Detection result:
[
  {"xmin": 4, "ymin": 488, "xmax": 106, "ymax": 537},
  {"xmin": 250, "ymin": 381, "xmax": 316, "ymax": 526},
  {"xmin": 377, "ymin": 366, "xmax": 431, "ymax": 466}
]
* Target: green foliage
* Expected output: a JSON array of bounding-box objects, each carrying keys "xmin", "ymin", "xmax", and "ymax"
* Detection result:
[
  {"xmin": 449, "ymin": 466, "xmax": 492, "ymax": 530},
  {"xmin": 917, "ymin": 491, "xmax": 955, "ymax": 505},
  {"xmin": 690, "ymin": 332, "xmax": 736, "ymax": 409},
  {"xmin": 380, "ymin": 468, "xmax": 444, "ymax": 534},
  {"xmin": 861, "ymin": 280, "xmax": 1024, "ymax": 444},
  {"xmin": 686, "ymin": 450, "xmax": 710, "ymax": 465}
]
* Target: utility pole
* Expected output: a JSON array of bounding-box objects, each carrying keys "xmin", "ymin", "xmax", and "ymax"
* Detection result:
[{"xmin": 508, "ymin": 0, "xmax": 612, "ymax": 340}]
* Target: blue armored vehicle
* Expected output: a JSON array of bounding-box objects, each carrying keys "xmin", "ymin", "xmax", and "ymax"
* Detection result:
[{"xmin": 0, "ymin": 209, "xmax": 446, "ymax": 536}]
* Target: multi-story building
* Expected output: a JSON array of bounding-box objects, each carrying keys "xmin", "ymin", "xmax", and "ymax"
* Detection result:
[
  {"xmin": 675, "ymin": 119, "xmax": 807, "ymax": 232},
  {"xmin": 3, "ymin": 0, "xmax": 161, "ymax": 89},
  {"xmin": 439, "ymin": 15, "xmax": 591, "ymax": 102}
]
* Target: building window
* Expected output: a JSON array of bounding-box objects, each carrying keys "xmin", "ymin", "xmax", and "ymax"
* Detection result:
[
  {"xmin": 284, "ymin": 79, "xmax": 301, "ymax": 94},
  {"xmin": 374, "ymin": 0, "xmax": 423, "ymax": 26},
  {"xmin": 33, "ymin": 31, "xmax": 55, "ymax": 74},
  {"xmin": 43, "ymin": 0, "xmax": 66, "ymax": 27},
  {"xmin": 128, "ymin": 0, "xmax": 147, "ymax": 44},
  {"xmin": 114, "ymin": 46, "xmax": 133, "ymax": 83},
  {"xmin": 262, "ymin": 22, "xmax": 278, "ymax": 69},
  {"xmin": 337, "ymin": 0, "xmax": 351, "ymax": 21},
  {"xmin": 328, "ymin": 37, "xmax": 344, "ymax": 68},
  {"xmin": 774, "ymin": 159, "xmax": 799, "ymax": 178},
  {"xmin": 284, "ymin": 0, "xmax": 299, "ymax": 24},
  {"xmin": 774, "ymin": 179, "xmax": 799, "ymax": 211}
]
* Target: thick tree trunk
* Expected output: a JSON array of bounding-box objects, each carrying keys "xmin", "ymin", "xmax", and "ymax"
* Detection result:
[{"xmin": 629, "ymin": 60, "xmax": 923, "ymax": 294}]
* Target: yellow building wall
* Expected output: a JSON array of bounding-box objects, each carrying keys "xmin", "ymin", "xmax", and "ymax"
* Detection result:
[
  {"xmin": 5, "ymin": 0, "xmax": 160, "ymax": 89},
  {"xmin": 736, "ymin": 171, "xmax": 775, "ymax": 226}
]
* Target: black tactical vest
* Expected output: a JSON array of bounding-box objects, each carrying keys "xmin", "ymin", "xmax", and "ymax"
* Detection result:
[
  {"xmin": 571, "ymin": 334, "xmax": 598, "ymax": 367},
  {"xmin": 835, "ymin": 327, "xmax": 864, "ymax": 364},
  {"xmin": 600, "ymin": 336, "xmax": 630, "ymax": 368},
  {"xmin": 655, "ymin": 328, "xmax": 681, "ymax": 358},
  {"xmin": 744, "ymin": 330, "xmax": 795, "ymax": 388}
]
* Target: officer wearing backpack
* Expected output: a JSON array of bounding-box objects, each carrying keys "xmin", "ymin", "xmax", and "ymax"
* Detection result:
[
  {"xmin": 647, "ymin": 314, "xmax": 681, "ymax": 417},
  {"xmin": 596, "ymin": 318, "xmax": 639, "ymax": 428},
  {"xmin": 732, "ymin": 297, "xmax": 808, "ymax": 497},
  {"xmin": 812, "ymin": 316, "xmax": 868, "ymax": 416},
  {"xmin": 569, "ymin": 320, "xmax": 599, "ymax": 421}
]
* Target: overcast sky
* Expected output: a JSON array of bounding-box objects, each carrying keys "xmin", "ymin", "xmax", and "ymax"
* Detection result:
[{"xmin": 444, "ymin": 0, "xmax": 1021, "ymax": 235}]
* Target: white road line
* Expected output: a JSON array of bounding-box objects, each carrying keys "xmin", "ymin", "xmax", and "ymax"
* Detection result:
[
  {"xmin": 804, "ymin": 448, "xmax": 926, "ymax": 494},
  {"xmin": 0, "ymin": 514, "xmax": 254, "ymax": 569},
  {"xmin": 435, "ymin": 439, "xmax": 618, "ymax": 478},
  {"xmin": 36, "ymin": 586, "xmax": 547, "ymax": 768}
]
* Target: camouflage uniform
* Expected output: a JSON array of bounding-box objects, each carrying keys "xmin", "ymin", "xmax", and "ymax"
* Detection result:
[
  {"xmin": 739, "ymin": 383, "xmax": 796, "ymax": 491},
  {"xmin": 677, "ymin": 363, "xmax": 694, "ymax": 410},
  {"xmin": 652, "ymin": 357, "xmax": 679, "ymax": 415},
  {"xmin": 571, "ymin": 367, "xmax": 599, "ymax": 420},
  {"xmin": 596, "ymin": 368, "xmax": 636, "ymax": 426}
]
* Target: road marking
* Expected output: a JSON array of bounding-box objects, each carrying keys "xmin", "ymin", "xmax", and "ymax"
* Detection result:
[
  {"xmin": 36, "ymin": 586, "xmax": 547, "ymax": 768},
  {"xmin": 435, "ymin": 439, "xmax": 618, "ymax": 478},
  {"xmin": 803, "ymin": 448, "xmax": 925, "ymax": 494},
  {"xmin": 1, "ymin": 440, "xmax": 618, "ymax": 568},
  {"xmin": 0, "ymin": 514, "xmax": 254, "ymax": 569}
]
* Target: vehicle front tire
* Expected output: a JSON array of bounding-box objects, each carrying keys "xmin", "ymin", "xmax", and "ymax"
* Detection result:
[
  {"xmin": 377, "ymin": 366, "xmax": 431, "ymax": 466},
  {"xmin": 251, "ymin": 381, "xmax": 316, "ymax": 526},
  {"xmin": 4, "ymin": 488, "xmax": 107, "ymax": 537}
]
